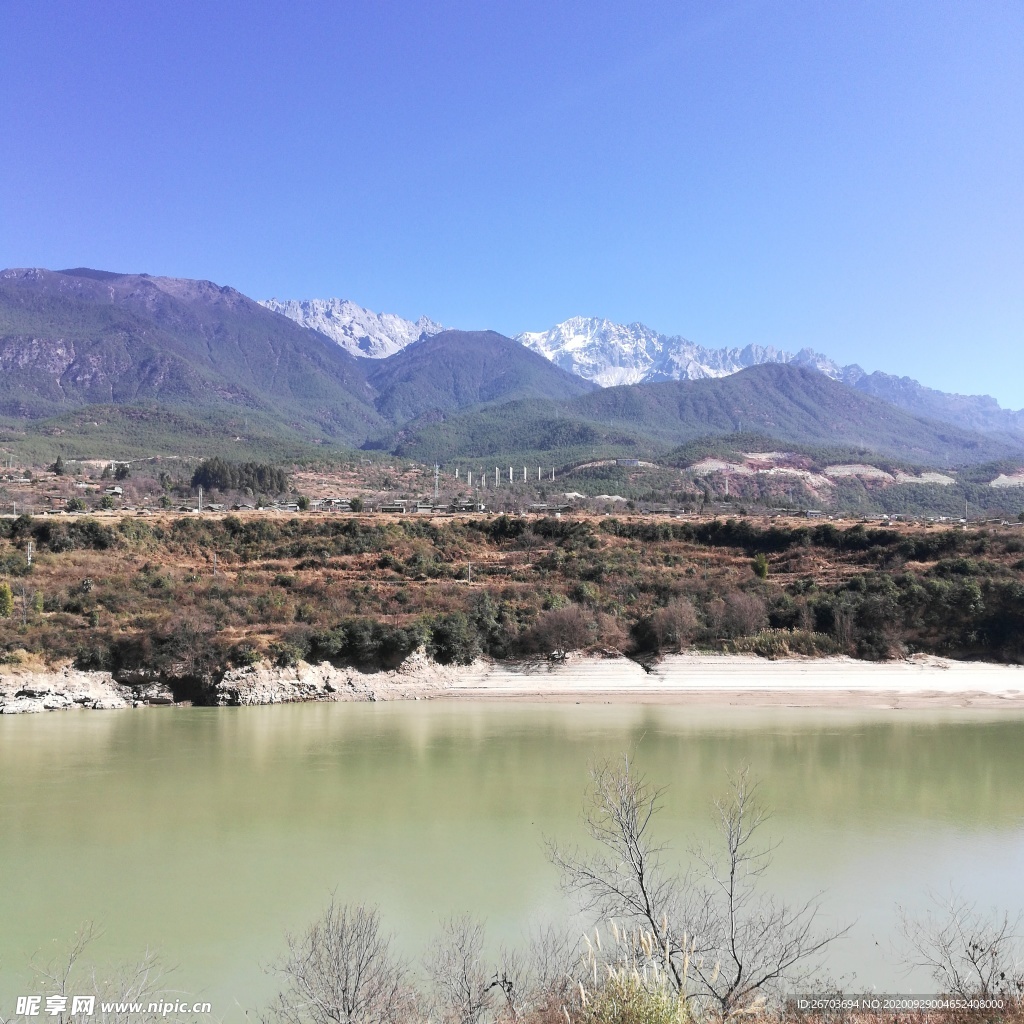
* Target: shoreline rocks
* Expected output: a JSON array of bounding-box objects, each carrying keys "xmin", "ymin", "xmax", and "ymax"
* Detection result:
[
  {"xmin": 3, "ymin": 650, "xmax": 1022, "ymax": 714},
  {"xmin": 0, "ymin": 665, "xmax": 177, "ymax": 714},
  {"xmin": 0, "ymin": 667, "xmax": 132, "ymax": 714},
  {"xmin": 213, "ymin": 648, "xmax": 463, "ymax": 705}
]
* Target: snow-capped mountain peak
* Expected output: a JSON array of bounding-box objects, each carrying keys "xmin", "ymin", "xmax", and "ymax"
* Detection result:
[
  {"xmin": 516, "ymin": 318, "xmax": 666, "ymax": 387},
  {"xmin": 515, "ymin": 317, "xmax": 853, "ymax": 387},
  {"xmin": 260, "ymin": 297, "xmax": 444, "ymax": 359}
]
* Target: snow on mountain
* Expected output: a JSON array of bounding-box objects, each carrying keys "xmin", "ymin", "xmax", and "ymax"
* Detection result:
[
  {"xmin": 514, "ymin": 318, "xmax": 662, "ymax": 387},
  {"xmin": 256, "ymin": 300, "xmax": 1021, "ymax": 436},
  {"xmin": 260, "ymin": 297, "xmax": 444, "ymax": 359},
  {"xmin": 515, "ymin": 317, "xmax": 854, "ymax": 387}
]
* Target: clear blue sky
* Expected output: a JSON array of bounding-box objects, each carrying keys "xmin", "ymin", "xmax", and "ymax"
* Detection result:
[{"xmin": 2, "ymin": 1, "xmax": 1022, "ymax": 406}]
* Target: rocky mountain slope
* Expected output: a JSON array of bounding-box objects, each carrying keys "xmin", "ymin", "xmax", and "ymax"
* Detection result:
[
  {"xmin": 850, "ymin": 369, "xmax": 1024, "ymax": 438},
  {"xmin": 259, "ymin": 297, "xmax": 444, "ymax": 358},
  {"xmin": 0, "ymin": 270, "xmax": 595, "ymax": 454},
  {"xmin": 0, "ymin": 267, "xmax": 383, "ymax": 442}
]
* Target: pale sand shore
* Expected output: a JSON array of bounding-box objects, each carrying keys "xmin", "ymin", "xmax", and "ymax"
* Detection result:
[
  {"xmin": 3, "ymin": 653, "xmax": 1024, "ymax": 713},
  {"xmin": 434, "ymin": 653, "xmax": 1024, "ymax": 709}
]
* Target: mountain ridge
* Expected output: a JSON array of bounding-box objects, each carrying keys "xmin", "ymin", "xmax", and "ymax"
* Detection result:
[
  {"xmin": 0, "ymin": 270, "xmax": 597, "ymax": 453},
  {"xmin": 259, "ymin": 297, "xmax": 444, "ymax": 359},
  {"xmin": 0, "ymin": 267, "xmax": 384, "ymax": 442},
  {"xmin": 272, "ymin": 296, "xmax": 1023, "ymax": 439},
  {"xmin": 364, "ymin": 329, "xmax": 597, "ymax": 424},
  {"xmin": 386, "ymin": 363, "xmax": 1019, "ymax": 467}
]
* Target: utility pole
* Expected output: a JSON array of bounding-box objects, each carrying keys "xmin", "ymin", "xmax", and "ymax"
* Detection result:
[
  {"xmin": 467, "ymin": 561, "xmax": 472, "ymax": 583},
  {"xmin": 26, "ymin": 541, "xmax": 33, "ymax": 568},
  {"xmin": 198, "ymin": 486, "xmax": 203, "ymax": 513},
  {"xmin": 434, "ymin": 464, "xmax": 439, "ymax": 501}
]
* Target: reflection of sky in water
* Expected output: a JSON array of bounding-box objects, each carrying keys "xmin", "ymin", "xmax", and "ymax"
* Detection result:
[{"xmin": 1, "ymin": 704, "xmax": 1023, "ymax": 1016}]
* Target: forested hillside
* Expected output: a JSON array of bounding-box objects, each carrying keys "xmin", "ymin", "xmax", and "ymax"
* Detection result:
[{"xmin": 2, "ymin": 512, "xmax": 1022, "ymax": 698}]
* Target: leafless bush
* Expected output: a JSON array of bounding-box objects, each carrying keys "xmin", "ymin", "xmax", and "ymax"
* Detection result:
[
  {"xmin": 648, "ymin": 598, "xmax": 700, "ymax": 652},
  {"xmin": 423, "ymin": 916, "xmax": 576, "ymax": 1024},
  {"xmin": 528, "ymin": 604, "xmax": 595, "ymax": 658},
  {"xmin": 796, "ymin": 598, "xmax": 815, "ymax": 633},
  {"xmin": 25, "ymin": 922, "xmax": 177, "ymax": 1024},
  {"xmin": 264, "ymin": 899, "xmax": 416, "ymax": 1024},
  {"xmin": 832, "ymin": 606, "xmax": 856, "ymax": 653},
  {"xmin": 721, "ymin": 591, "xmax": 768, "ymax": 638},
  {"xmin": 425, "ymin": 916, "xmax": 494, "ymax": 1024},
  {"xmin": 550, "ymin": 759, "xmax": 847, "ymax": 1016},
  {"xmin": 705, "ymin": 597, "xmax": 727, "ymax": 638},
  {"xmin": 490, "ymin": 924, "xmax": 577, "ymax": 1022},
  {"xmin": 594, "ymin": 612, "xmax": 628, "ymax": 653},
  {"xmin": 898, "ymin": 891, "xmax": 1024, "ymax": 1001}
]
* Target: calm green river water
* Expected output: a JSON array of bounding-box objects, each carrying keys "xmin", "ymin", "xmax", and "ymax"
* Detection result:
[{"xmin": 2, "ymin": 703, "xmax": 1023, "ymax": 1016}]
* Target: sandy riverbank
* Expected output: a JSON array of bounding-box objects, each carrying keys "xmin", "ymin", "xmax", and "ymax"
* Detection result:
[
  {"xmin": 434, "ymin": 652, "xmax": 1024, "ymax": 708},
  {"xmin": 3, "ymin": 651, "xmax": 1024, "ymax": 713}
]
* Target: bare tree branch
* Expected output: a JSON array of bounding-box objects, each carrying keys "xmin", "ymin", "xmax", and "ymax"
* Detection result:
[
  {"xmin": 490, "ymin": 924, "xmax": 577, "ymax": 1022},
  {"xmin": 688, "ymin": 768, "xmax": 850, "ymax": 1015},
  {"xmin": 264, "ymin": 899, "xmax": 416, "ymax": 1024},
  {"xmin": 27, "ymin": 923, "xmax": 181, "ymax": 1024},
  {"xmin": 549, "ymin": 758, "xmax": 849, "ymax": 1016},
  {"xmin": 547, "ymin": 755, "xmax": 699, "ymax": 993},
  {"xmin": 898, "ymin": 890, "xmax": 1024, "ymax": 1000},
  {"xmin": 424, "ymin": 915, "xmax": 494, "ymax": 1024}
]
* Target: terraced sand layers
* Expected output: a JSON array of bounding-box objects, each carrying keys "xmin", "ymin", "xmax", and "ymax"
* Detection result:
[{"xmin": 436, "ymin": 652, "xmax": 1024, "ymax": 708}]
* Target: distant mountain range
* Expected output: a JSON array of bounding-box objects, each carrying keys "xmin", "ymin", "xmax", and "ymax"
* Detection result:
[
  {"xmin": 0, "ymin": 267, "xmax": 1021, "ymax": 470},
  {"xmin": 516, "ymin": 316, "xmax": 1024, "ymax": 441},
  {"xmin": 269, "ymin": 301, "xmax": 1024, "ymax": 441}
]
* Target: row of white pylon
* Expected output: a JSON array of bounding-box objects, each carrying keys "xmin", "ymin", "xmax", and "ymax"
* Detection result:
[{"xmin": 452, "ymin": 466, "xmax": 555, "ymax": 487}]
